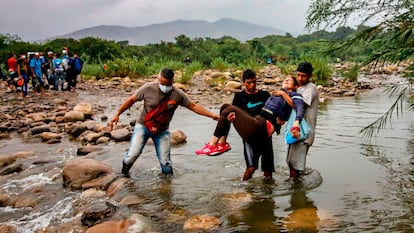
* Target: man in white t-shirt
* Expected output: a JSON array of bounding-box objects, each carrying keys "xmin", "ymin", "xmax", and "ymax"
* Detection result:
[{"xmin": 286, "ymin": 62, "xmax": 319, "ymax": 182}]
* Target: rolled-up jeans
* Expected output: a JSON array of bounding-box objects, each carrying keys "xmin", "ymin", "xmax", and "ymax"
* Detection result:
[{"xmin": 124, "ymin": 123, "xmax": 172, "ymax": 174}]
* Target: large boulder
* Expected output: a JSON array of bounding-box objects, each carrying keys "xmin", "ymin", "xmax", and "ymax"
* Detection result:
[
  {"xmin": 64, "ymin": 111, "xmax": 85, "ymax": 122},
  {"xmin": 74, "ymin": 102, "xmax": 94, "ymax": 119},
  {"xmin": 62, "ymin": 158, "xmax": 114, "ymax": 190},
  {"xmin": 110, "ymin": 128, "xmax": 131, "ymax": 142}
]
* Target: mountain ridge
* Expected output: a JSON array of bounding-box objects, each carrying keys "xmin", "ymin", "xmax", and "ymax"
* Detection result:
[{"xmin": 55, "ymin": 18, "xmax": 285, "ymax": 45}]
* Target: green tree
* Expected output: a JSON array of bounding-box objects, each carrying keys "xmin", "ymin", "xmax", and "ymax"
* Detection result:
[{"xmin": 306, "ymin": 0, "xmax": 414, "ymax": 137}]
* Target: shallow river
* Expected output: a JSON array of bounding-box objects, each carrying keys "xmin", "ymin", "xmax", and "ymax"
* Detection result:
[{"xmin": 1, "ymin": 87, "xmax": 413, "ymax": 232}]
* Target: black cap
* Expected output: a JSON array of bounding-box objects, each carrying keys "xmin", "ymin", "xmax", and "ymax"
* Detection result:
[{"xmin": 297, "ymin": 62, "xmax": 313, "ymax": 75}]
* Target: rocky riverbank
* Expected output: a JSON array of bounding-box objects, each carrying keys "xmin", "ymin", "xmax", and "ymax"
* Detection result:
[{"xmin": 0, "ymin": 64, "xmax": 409, "ymax": 232}]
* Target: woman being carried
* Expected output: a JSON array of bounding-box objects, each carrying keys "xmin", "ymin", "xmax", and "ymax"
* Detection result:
[{"xmin": 196, "ymin": 76, "xmax": 305, "ymax": 180}]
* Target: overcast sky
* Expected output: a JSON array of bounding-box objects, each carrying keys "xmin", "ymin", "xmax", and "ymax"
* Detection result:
[{"xmin": 0, "ymin": 0, "xmax": 317, "ymax": 42}]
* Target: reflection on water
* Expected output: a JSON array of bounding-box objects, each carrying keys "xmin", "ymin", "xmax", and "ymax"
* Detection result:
[{"xmin": 1, "ymin": 88, "xmax": 413, "ymax": 232}]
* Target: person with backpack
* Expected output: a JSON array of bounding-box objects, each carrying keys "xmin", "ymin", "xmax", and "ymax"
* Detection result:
[
  {"xmin": 65, "ymin": 53, "xmax": 76, "ymax": 91},
  {"xmin": 52, "ymin": 53, "xmax": 65, "ymax": 92},
  {"xmin": 73, "ymin": 53, "xmax": 83, "ymax": 85},
  {"xmin": 109, "ymin": 68, "xmax": 220, "ymax": 177}
]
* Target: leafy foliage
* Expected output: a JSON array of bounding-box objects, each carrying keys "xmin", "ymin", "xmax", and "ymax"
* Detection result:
[{"xmin": 306, "ymin": 0, "xmax": 414, "ymax": 138}]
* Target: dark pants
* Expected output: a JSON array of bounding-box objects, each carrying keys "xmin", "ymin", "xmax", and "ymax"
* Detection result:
[{"xmin": 213, "ymin": 104, "xmax": 275, "ymax": 173}]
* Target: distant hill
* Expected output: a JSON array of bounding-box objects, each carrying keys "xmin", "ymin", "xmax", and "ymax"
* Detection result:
[{"xmin": 55, "ymin": 18, "xmax": 285, "ymax": 45}]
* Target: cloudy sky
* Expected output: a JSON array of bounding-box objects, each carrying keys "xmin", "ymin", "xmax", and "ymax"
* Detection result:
[{"xmin": 1, "ymin": 0, "xmax": 318, "ymax": 42}]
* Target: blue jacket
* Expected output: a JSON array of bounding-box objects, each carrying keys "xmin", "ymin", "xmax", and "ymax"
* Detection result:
[{"xmin": 261, "ymin": 89, "xmax": 305, "ymax": 133}]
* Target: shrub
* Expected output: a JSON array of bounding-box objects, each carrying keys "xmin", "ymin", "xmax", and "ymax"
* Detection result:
[{"xmin": 342, "ymin": 64, "xmax": 360, "ymax": 82}]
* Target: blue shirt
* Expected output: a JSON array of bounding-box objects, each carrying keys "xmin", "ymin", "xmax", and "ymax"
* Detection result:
[{"xmin": 29, "ymin": 58, "xmax": 42, "ymax": 77}]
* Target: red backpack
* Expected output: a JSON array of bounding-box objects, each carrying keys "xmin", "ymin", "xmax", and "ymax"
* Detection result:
[{"xmin": 144, "ymin": 93, "xmax": 172, "ymax": 135}]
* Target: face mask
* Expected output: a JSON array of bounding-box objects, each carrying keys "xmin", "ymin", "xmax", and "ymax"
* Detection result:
[
  {"xmin": 21, "ymin": 56, "xmax": 26, "ymax": 59},
  {"xmin": 159, "ymin": 84, "xmax": 172, "ymax": 93}
]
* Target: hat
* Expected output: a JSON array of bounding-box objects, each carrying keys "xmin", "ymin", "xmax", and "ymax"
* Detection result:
[
  {"xmin": 297, "ymin": 62, "xmax": 313, "ymax": 75},
  {"xmin": 47, "ymin": 51, "xmax": 53, "ymax": 55},
  {"xmin": 34, "ymin": 52, "xmax": 40, "ymax": 55}
]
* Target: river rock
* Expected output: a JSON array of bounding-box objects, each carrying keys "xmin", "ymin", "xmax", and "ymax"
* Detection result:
[
  {"xmin": 68, "ymin": 123, "xmax": 87, "ymax": 137},
  {"xmin": 170, "ymin": 129, "xmax": 187, "ymax": 145},
  {"xmin": 64, "ymin": 110, "xmax": 85, "ymax": 122},
  {"xmin": 30, "ymin": 125, "xmax": 51, "ymax": 135},
  {"xmin": 0, "ymin": 225, "xmax": 18, "ymax": 233},
  {"xmin": 0, "ymin": 162, "xmax": 23, "ymax": 175},
  {"xmin": 77, "ymin": 144, "xmax": 104, "ymax": 156},
  {"xmin": 106, "ymin": 178, "xmax": 129, "ymax": 201},
  {"xmin": 62, "ymin": 158, "xmax": 114, "ymax": 190},
  {"xmin": 27, "ymin": 112, "xmax": 47, "ymax": 122},
  {"xmin": 110, "ymin": 128, "xmax": 131, "ymax": 142},
  {"xmin": 0, "ymin": 194, "xmax": 10, "ymax": 207},
  {"xmin": 81, "ymin": 201, "xmax": 118, "ymax": 227},
  {"xmin": 40, "ymin": 132, "xmax": 62, "ymax": 141},
  {"xmin": 9, "ymin": 193, "xmax": 38, "ymax": 208},
  {"xmin": 82, "ymin": 174, "xmax": 118, "ymax": 190},
  {"xmin": 225, "ymin": 81, "xmax": 241, "ymax": 89},
  {"xmin": 53, "ymin": 98, "xmax": 67, "ymax": 105},
  {"xmin": 85, "ymin": 132, "xmax": 102, "ymax": 143},
  {"xmin": 0, "ymin": 155, "xmax": 16, "ymax": 168},
  {"xmin": 85, "ymin": 219, "xmax": 133, "ymax": 233},
  {"xmin": 74, "ymin": 102, "xmax": 93, "ymax": 118},
  {"xmin": 183, "ymin": 214, "xmax": 221, "ymax": 231},
  {"xmin": 96, "ymin": 136, "xmax": 110, "ymax": 144}
]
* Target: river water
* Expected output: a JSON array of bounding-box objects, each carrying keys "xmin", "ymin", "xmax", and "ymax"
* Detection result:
[{"xmin": 1, "ymin": 87, "xmax": 413, "ymax": 232}]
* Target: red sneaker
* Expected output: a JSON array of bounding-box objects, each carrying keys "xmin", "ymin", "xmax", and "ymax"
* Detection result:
[
  {"xmin": 266, "ymin": 120, "xmax": 274, "ymax": 137},
  {"xmin": 195, "ymin": 143, "xmax": 219, "ymax": 156},
  {"xmin": 217, "ymin": 143, "xmax": 231, "ymax": 154}
]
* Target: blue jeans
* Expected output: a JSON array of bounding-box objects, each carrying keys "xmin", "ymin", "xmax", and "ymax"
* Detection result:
[
  {"xmin": 21, "ymin": 74, "xmax": 29, "ymax": 96},
  {"xmin": 54, "ymin": 70, "xmax": 65, "ymax": 91},
  {"xmin": 124, "ymin": 124, "xmax": 172, "ymax": 174}
]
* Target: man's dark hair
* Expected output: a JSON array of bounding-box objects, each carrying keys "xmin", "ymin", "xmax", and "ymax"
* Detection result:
[
  {"xmin": 242, "ymin": 69, "xmax": 256, "ymax": 82},
  {"xmin": 297, "ymin": 62, "xmax": 313, "ymax": 75},
  {"xmin": 160, "ymin": 68, "xmax": 174, "ymax": 81}
]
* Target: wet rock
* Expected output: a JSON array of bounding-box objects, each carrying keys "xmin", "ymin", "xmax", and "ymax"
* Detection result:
[
  {"xmin": 53, "ymin": 98, "xmax": 67, "ymax": 105},
  {"xmin": 81, "ymin": 201, "xmax": 118, "ymax": 227},
  {"xmin": 0, "ymin": 225, "xmax": 18, "ymax": 233},
  {"xmin": 10, "ymin": 193, "xmax": 38, "ymax": 208},
  {"xmin": 183, "ymin": 214, "xmax": 221, "ymax": 231},
  {"xmin": 121, "ymin": 195, "xmax": 145, "ymax": 206},
  {"xmin": 68, "ymin": 123, "xmax": 87, "ymax": 137},
  {"xmin": 0, "ymin": 155, "xmax": 16, "ymax": 168},
  {"xmin": 0, "ymin": 193, "xmax": 10, "ymax": 207},
  {"xmin": 0, "ymin": 162, "xmax": 23, "ymax": 175},
  {"xmin": 0, "ymin": 132, "xmax": 10, "ymax": 139},
  {"xmin": 74, "ymin": 102, "xmax": 93, "ymax": 119},
  {"xmin": 110, "ymin": 128, "xmax": 131, "ymax": 142},
  {"xmin": 82, "ymin": 174, "xmax": 118, "ymax": 190},
  {"xmin": 27, "ymin": 112, "xmax": 47, "ymax": 122},
  {"xmin": 30, "ymin": 125, "xmax": 51, "ymax": 135},
  {"xmin": 64, "ymin": 110, "xmax": 85, "ymax": 122},
  {"xmin": 85, "ymin": 132, "xmax": 102, "ymax": 143},
  {"xmin": 106, "ymin": 178, "xmax": 129, "ymax": 201},
  {"xmin": 77, "ymin": 144, "xmax": 104, "ymax": 156},
  {"xmin": 40, "ymin": 132, "xmax": 62, "ymax": 141},
  {"xmin": 85, "ymin": 219, "xmax": 133, "ymax": 233},
  {"xmin": 170, "ymin": 129, "xmax": 187, "ymax": 145},
  {"xmin": 96, "ymin": 136, "xmax": 110, "ymax": 144},
  {"xmin": 62, "ymin": 158, "xmax": 114, "ymax": 190}
]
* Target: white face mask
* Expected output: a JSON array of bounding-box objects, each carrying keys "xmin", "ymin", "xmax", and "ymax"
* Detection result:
[{"xmin": 159, "ymin": 84, "xmax": 172, "ymax": 93}]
